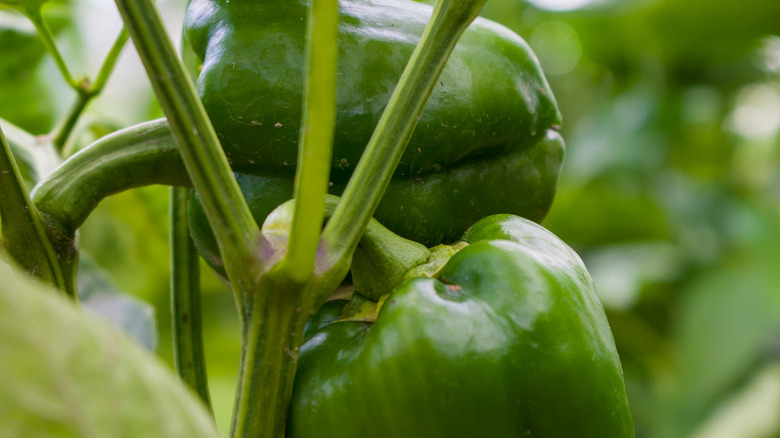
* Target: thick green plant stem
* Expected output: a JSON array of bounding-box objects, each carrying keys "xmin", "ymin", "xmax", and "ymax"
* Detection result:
[
  {"xmin": 320, "ymin": 0, "xmax": 488, "ymax": 279},
  {"xmin": 0, "ymin": 125, "xmax": 67, "ymax": 294},
  {"xmin": 170, "ymin": 186, "xmax": 212, "ymax": 410},
  {"xmin": 229, "ymin": 273, "xmax": 311, "ymax": 438},
  {"xmin": 283, "ymin": 0, "xmax": 339, "ymax": 284},
  {"xmin": 229, "ymin": 2, "xmax": 340, "ymax": 437},
  {"xmin": 113, "ymin": 0, "xmax": 262, "ymax": 300}
]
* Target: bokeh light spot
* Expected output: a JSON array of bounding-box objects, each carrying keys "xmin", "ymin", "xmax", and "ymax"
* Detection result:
[
  {"xmin": 528, "ymin": 21, "xmax": 582, "ymax": 76},
  {"xmin": 759, "ymin": 35, "xmax": 780, "ymax": 73},
  {"xmin": 727, "ymin": 84, "xmax": 780, "ymax": 140},
  {"xmin": 527, "ymin": 0, "xmax": 593, "ymax": 12}
]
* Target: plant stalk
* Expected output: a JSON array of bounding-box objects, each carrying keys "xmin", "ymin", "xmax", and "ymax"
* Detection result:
[
  {"xmin": 51, "ymin": 28, "xmax": 130, "ymax": 154},
  {"xmin": 0, "ymin": 125, "xmax": 68, "ymax": 294},
  {"xmin": 284, "ymin": 0, "xmax": 339, "ymax": 284},
  {"xmin": 113, "ymin": 0, "xmax": 263, "ymax": 303},
  {"xmin": 230, "ymin": 1, "xmax": 341, "ymax": 436},
  {"xmin": 170, "ymin": 186, "xmax": 212, "ymax": 410},
  {"xmin": 229, "ymin": 272, "xmax": 308, "ymax": 438},
  {"xmin": 25, "ymin": 8, "xmax": 77, "ymax": 88},
  {"xmin": 320, "ymin": 0, "xmax": 487, "ymax": 282}
]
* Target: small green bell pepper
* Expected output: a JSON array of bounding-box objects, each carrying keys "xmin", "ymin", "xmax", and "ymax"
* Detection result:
[
  {"xmin": 289, "ymin": 214, "xmax": 634, "ymax": 437},
  {"xmin": 183, "ymin": 0, "xmax": 564, "ymax": 257}
]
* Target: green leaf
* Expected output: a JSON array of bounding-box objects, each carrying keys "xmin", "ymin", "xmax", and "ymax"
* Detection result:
[
  {"xmin": 78, "ymin": 253, "xmax": 158, "ymax": 351},
  {"xmin": 0, "ymin": 11, "xmax": 56, "ymax": 132},
  {"xmin": 690, "ymin": 364, "xmax": 780, "ymax": 438},
  {"xmin": 0, "ymin": 261, "xmax": 220, "ymax": 438},
  {"xmin": 668, "ymin": 250, "xmax": 780, "ymax": 436},
  {"xmin": 0, "ymin": 0, "xmax": 47, "ymax": 12},
  {"xmin": 6, "ymin": 133, "xmax": 38, "ymax": 187}
]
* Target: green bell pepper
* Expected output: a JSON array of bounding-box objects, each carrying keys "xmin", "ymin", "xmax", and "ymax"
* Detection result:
[
  {"xmin": 189, "ymin": 129, "xmax": 562, "ymax": 274},
  {"xmin": 289, "ymin": 214, "xmax": 634, "ymax": 437},
  {"xmin": 183, "ymin": 0, "xmax": 564, "ymax": 257}
]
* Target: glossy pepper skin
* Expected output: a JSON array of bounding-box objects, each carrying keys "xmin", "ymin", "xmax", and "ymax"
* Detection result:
[
  {"xmin": 183, "ymin": 0, "xmax": 564, "ymax": 252},
  {"xmin": 188, "ymin": 130, "xmax": 562, "ymax": 272},
  {"xmin": 288, "ymin": 215, "xmax": 634, "ymax": 438},
  {"xmin": 184, "ymin": 0, "xmax": 560, "ymax": 177}
]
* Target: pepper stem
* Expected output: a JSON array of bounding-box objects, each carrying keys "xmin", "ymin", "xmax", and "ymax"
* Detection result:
[
  {"xmin": 229, "ymin": 272, "xmax": 312, "ymax": 438},
  {"xmin": 170, "ymin": 186, "xmax": 212, "ymax": 410},
  {"xmin": 51, "ymin": 28, "xmax": 130, "ymax": 154},
  {"xmin": 283, "ymin": 0, "xmax": 339, "ymax": 285},
  {"xmin": 113, "ymin": 0, "xmax": 264, "ymax": 312}
]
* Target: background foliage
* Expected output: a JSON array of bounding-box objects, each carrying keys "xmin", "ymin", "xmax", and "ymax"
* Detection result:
[{"xmin": 1, "ymin": 0, "xmax": 779, "ymax": 436}]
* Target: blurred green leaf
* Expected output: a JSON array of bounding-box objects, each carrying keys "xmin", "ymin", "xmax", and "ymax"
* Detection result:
[
  {"xmin": 690, "ymin": 364, "xmax": 780, "ymax": 438},
  {"xmin": 0, "ymin": 260, "xmax": 220, "ymax": 437},
  {"xmin": 5, "ymin": 133, "xmax": 38, "ymax": 188},
  {"xmin": 585, "ymin": 242, "xmax": 686, "ymax": 310},
  {"xmin": 78, "ymin": 253, "xmax": 158, "ymax": 351},
  {"xmin": 649, "ymin": 0, "xmax": 780, "ymax": 70},
  {"xmin": 545, "ymin": 175, "xmax": 672, "ymax": 246},
  {"xmin": 0, "ymin": 0, "xmax": 47, "ymax": 12},
  {"xmin": 0, "ymin": 10, "xmax": 56, "ymax": 132},
  {"xmin": 666, "ymin": 246, "xmax": 780, "ymax": 435},
  {"xmin": 79, "ymin": 186, "xmax": 171, "ymax": 303}
]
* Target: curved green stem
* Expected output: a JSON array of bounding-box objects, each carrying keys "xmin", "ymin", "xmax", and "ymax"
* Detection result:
[
  {"xmin": 32, "ymin": 120, "xmax": 189, "ymax": 298},
  {"xmin": 170, "ymin": 186, "xmax": 212, "ymax": 410},
  {"xmin": 33, "ymin": 119, "xmax": 189, "ymax": 232},
  {"xmin": 320, "ymin": 0, "xmax": 487, "ymax": 284},
  {"xmin": 283, "ymin": 0, "xmax": 339, "ymax": 285},
  {"xmin": 114, "ymin": 0, "xmax": 263, "ymax": 294},
  {"xmin": 0, "ymin": 125, "xmax": 67, "ymax": 295}
]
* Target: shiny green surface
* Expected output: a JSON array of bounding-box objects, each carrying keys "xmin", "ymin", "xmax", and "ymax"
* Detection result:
[
  {"xmin": 184, "ymin": 0, "xmax": 561, "ymax": 178},
  {"xmin": 188, "ymin": 129, "xmax": 564, "ymax": 268},
  {"xmin": 288, "ymin": 215, "xmax": 634, "ymax": 437},
  {"xmin": 184, "ymin": 0, "xmax": 564, "ymax": 256}
]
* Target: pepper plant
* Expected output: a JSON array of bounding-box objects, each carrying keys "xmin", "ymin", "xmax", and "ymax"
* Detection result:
[{"xmin": 0, "ymin": 0, "xmax": 633, "ymax": 436}]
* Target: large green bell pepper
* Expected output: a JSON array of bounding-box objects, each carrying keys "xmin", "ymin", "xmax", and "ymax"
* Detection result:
[
  {"xmin": 289, "ymin": 214, "xmax": 634, "ymax": 437},
  {"xmin": 188, "ymin": 130, "xmax": 561, "ymax": 273},
  {"xmin": 183, "ymin": 0, "xmax": 564, "ymax": 257}
]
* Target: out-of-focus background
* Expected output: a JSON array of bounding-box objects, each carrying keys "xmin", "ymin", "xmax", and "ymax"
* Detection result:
[{"xmin": 1, "ymin": 0, "xmax": 779, "ymax": 436}]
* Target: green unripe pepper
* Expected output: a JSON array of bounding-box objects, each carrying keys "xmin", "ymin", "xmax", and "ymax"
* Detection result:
[
  {"xmin": 188, "ymin": 130, "xmax": 563, "ymax": 273},
  {"xmin": 184, "ymin": 0, "xmax": 565, "ymax": 255},
  {"xmin": 184, "ymin": 0, "xmax": 560, "ymax": 177},
  {"xmin": 289, "ymin": 214, "xmax": 634, "ymax": 437}
]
